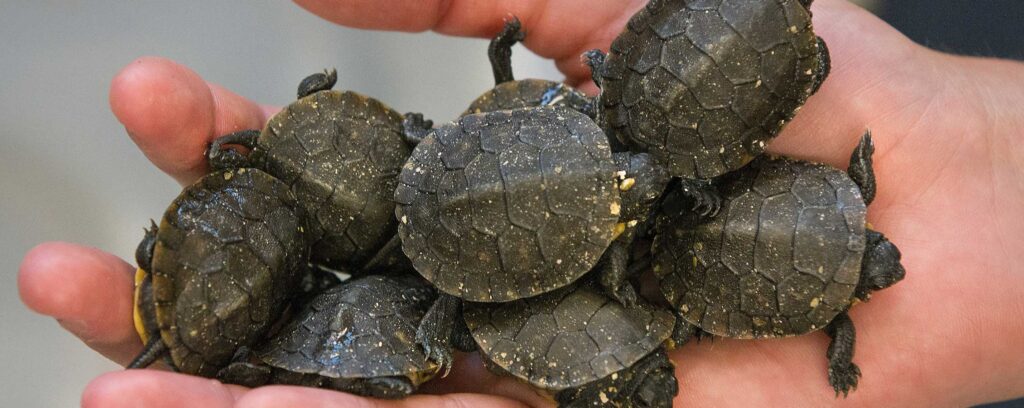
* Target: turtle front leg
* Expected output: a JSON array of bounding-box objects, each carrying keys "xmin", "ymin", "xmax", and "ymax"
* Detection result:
[
  {"xmin": 678, "ymin": 178, "xmax": 722, "ymax": 220},
  {"xmin": 584, "ymin": 49, "xmax": 607, "ymax": 90},
  {"xmin": 811, "ymin": 36, "xmax": 831, "ymax": 94},
  {"xmin": 488, "ymin": 17, "xmax": 525, "ymax": 85},
  {"xmin": 825, "ymin": 312, "xmax": 861, "ymax": 397},
  {"xmin": 415, "ymin": 293, "xmax": 459, "ymax": 375},
  {"xmin": 598, "ymin": 240, "xmax": 638, "ymax": 307},
  {"xmin": 297, "ymin": 68, "xmax": 337, "ymax": 99},
  {"xmin": 402, "ymin": 113, "xmax": 434, "ymax": 146},
  {"xmin": 207, "ymin": 129, "xmax": 260, "ymax": 171}
]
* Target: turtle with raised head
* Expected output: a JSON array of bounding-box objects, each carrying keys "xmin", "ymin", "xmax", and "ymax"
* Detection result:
[
  {"xmin": 652, "ymin": 132, "xmax": 905, "ymax": 396},
  {"xmin": 395, "ymin": 106, "xmax": 687, "ymax": 370},
  {"xmin": 463, "ymin": 17, "xmax": 595, "ymax": 118},
  {"xmin": 463, "ymin": 281, "xmax": 679, "ymax": 407},
  {"xmin": 218, "ymin": 273, "xmax": 442, "ymax": 398},
  {"xmin": 588, "ymin": 0, "xmax": 831, "ymax": 180},
  {"xmin": 128, "ymin": 168, "xmax": 309, "ymax": 377},
  {"xmin": 207, "ymin": 70, "xmax": 432, "ymax": 274}
]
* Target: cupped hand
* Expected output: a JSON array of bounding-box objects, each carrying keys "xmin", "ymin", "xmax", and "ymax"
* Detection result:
[{"xmin": 19, "ymin": 0, "xmax": 1024, "ymax": 406}]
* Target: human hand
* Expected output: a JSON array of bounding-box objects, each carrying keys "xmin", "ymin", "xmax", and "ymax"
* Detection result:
[{"xmin": 18, "ymin": 0, "xmax": 1024, "ymax": 406}]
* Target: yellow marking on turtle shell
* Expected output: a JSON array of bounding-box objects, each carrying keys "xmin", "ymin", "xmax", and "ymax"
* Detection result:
[
  {"xmin": 132, "ymin": 268, "xmax": 148, "ymax": 343},
  {"xmin": 610, "ymin": 202, "xmax": 621, "ymax": 216},
  {"xmin": 223, "ymin": 171, "xmax": 233, "ymax": 180},
  {"xmin": 694, "ymin": 242, "xmax": 703, "ymax": 251},
  {"xmin": 599, "ymin": 392, "xmax": 609, "ymax": 404},
  {"xmin": 866, "ymin": 222, "xmax": 874, "ymax": 229},
  {"xmin": 619, "ymin": 178, "xmax": 636, "ymax": 192},
  {"xmin": 612, "ymin": 223, "xmax": 627, "ymax": 240},
  {"xmin": 810, "ymin": 297, "xmax": 821, "ymax": 308},
  {"xmin": 615, "ymin": 170, "xmax": 627, "ymax": 180},
  {"xmin": 789, "ymin": 25, "xmax": 798, "ymax": 33},
  {"xmin": 627, "ymin": 220, "xmax": 638, "ymax": 228}
]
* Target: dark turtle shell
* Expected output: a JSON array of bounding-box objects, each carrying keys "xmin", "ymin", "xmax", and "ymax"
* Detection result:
[
  {"xmin": 251, "ymin": 90, "xmax": 412, "ymax": 270},
  {"xmin": 653, "ymin": 155, "xmax": 867, "ymax": 338},
  {"xmin": 464, "ymin": 79, "xmax": 593, "ymax": 116},
  {"xmin": 254, "ymin": 274, "xmax": 439, "ymax": 390},
  {"xmin": 149, "ymin": 168, "xmax": 308, "ymax": 376},
  {"xmin": 598, "ymin": 0, "xmax": 825, "ymax": 179},
  {"xmin": 464, "ymin": 282, "xmax": 674, "ymax": 391},
  {"xmin": 395, "ymin": 107, "xmax": 620, "ymax": 302}
]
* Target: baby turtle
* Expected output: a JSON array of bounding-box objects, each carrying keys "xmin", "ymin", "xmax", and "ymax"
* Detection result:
[
  {"xmin": 652, "ymin": 133, "xmax": 905, "ymax": 395},
  {"xmin": 464, "ymin": 17, "xmax": 594, "ymax": 117},
  {"xmin": 588, "ymin": 0, "xmax": 831, "ymax": 179},
  {"xmin": 463, "ymin": 281, "xmax": 679, "ymax": 407},
  {"xmin": 395, "ymin": 106, "xmax": 675, "ymax": 369},
  {"xmin": 218, "ymin": 274, "xmax": 441, "ymax": 399},
  {"xmin": 207, "ymin": 70, "xmax": 430, "ymax": 273},
  {"xmin": 128, "ymin": 168, "xmax": 309, "ymax": 377}
]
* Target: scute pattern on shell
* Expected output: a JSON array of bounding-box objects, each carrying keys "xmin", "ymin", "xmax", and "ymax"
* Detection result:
[
  {"xmin": 395, "ymin": 107, "xmax": 620, "ymax": 302},
  {"xmin": 257, "ymin": 275, "xmax": 439, "ymax": 383},
  {"xmin": 253, "ymin": 90, "xmax": 411, "ymax": 269},
  {"xmin": 151, "ymin": 168, "xmax": 308, "ymax": 376},
  {"xmin": 464, "ymin": 79, "xmax": 592, "ymax": 116},
  {"xmin": 653, "ymin": 156, "xmax": 867, "ymax": 338},
  {"xmin": 600, "ymin": 0, "xmax": 821, "ymax": 179},
  {"xmin": 464, "ymin": 283, "xmax": 674, "ymax": 391}
]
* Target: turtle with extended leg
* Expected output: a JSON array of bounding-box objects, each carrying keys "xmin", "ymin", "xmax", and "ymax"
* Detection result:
[
  {"xmin": 463, "ymin": 17, "xmax": 595, "ymax": 117},
  {"xmin": 207, "ymin": 70, "xmax": 432, "ymax": 274},
  {"xmin": 395, "ymin": 106, "xmax": 690, "ymax": 369},
  {"xmin": 652, "ymin": 132, "xmax": 905, "ymax": 396},
  {"xmin": 218, "ymin": 273, "xmax": 442, "ymax": 399},
  {"xmin": 462, "ymin": 281, "xmax": 679, "ymax": 407},
  {"xmin": 128, "ymin": 168, "xmax": 309, "ymax": 377},
  {"xmin": 588, "ymin": 0, "xmax": 831, "ymax": 180}
]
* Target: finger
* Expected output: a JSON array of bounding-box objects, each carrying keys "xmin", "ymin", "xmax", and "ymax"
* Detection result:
[
  {"xmin": 238, "ymin": 385, "xmax": 529, "ymax": 408},
  {"xmin": 293, "ymin": 0, "xmax": 647, "ymax": 83},
  {"xmin": 109, "ymin": 56, "xmax": 273, "ymax": 186},
  {"xmin": 18, "ymin": 242, "xmax": 142, "ymax": 365},
  {"xmin": 82, "ymin": 370, "xmax": 248, "ymax": 408}
]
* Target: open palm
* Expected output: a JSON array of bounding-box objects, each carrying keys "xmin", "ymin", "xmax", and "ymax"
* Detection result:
[{"xmin": 19, "ymin": 0, "xmax": 1024, "ymax": 406}]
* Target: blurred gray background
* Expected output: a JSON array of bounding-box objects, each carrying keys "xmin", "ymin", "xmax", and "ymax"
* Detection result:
[{"xmin": 1, "ymin": 1, "xmax": 1021, "ymax": 407}]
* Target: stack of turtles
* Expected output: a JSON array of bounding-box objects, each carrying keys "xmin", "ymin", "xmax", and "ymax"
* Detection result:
[{"xmin": 122, "ymin": 0, "xmax": 906, "ymax": 405}]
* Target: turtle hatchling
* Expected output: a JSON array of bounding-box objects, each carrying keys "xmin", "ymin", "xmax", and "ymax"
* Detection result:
[
  {"xmin": 464, "ymin": 17, "xmax": 594, "ymax": 118},
  {"xmin": 463, "ymin": 281, "xmax": 679, "ymax": 407},
  {"xmin": 207, "ymin": 70, "xmax": 431, "ymax": 273},
  {"xmin": 395, "ymin": 106, "xmax": 673, "ymax": 369},
  {"xmin": 128, "ymin": 168, "xmax": 309, "ymax": 377},
  {"xmin": 589, "ymin": 0, "xmax": 831, "ymax": 179},
  {"xmin": 218, "ymin": 274, "xmax": 441, "ymax": 399},
  {"xmin": 652, "ymin": 132, "xmax": 905, "ymax": 395}
]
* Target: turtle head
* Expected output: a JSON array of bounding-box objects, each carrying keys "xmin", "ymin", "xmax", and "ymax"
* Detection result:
[
  {"xmin": 613, "ymin": 152, "xmax": 671, "ymax": 225},
  {"xmin": 856, "ymin": 232, "xmax": 906, "ymax": 300}
]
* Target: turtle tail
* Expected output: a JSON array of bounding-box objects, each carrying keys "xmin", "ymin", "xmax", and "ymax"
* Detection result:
[{"xmin": 127, "ymin": 336, "xmax": 169, "ymax": 369}]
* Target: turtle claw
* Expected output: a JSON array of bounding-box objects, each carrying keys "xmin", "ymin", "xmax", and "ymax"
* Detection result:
[
  {"xmin": 416, "ymin": 331, "xmax": 454, "ymax": 377},
  {"xmin": 829, "ymin": 363, "xmax": 861, "ymax": 397},
  {"xmin": 690, "ymin": 188, "xmax": 722, "ymax": 218}
]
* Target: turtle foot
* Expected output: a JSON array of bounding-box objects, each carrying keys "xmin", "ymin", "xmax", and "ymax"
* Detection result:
[{"xmin": 829, "ymin": 363, "xmax": 861, "ymax": 397}]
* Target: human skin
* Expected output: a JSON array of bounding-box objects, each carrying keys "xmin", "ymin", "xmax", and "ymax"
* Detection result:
[{"xmin": 17, "ymin": 0, "xmax": 1024, "ymax": 406}]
